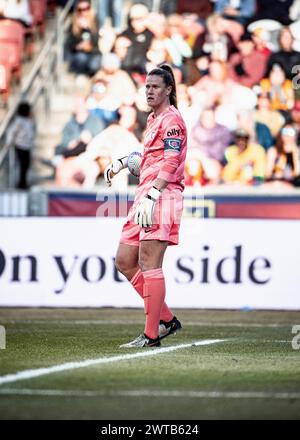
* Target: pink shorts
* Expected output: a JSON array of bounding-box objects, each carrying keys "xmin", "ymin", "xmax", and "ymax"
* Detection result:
[{"xmin": 120, "ymin": 191, "xmax": 183, "ymax": 246}]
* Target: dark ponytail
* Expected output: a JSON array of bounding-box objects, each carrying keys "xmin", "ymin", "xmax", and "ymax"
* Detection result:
[{"xmin": 148, "ymin": 64, "xmax": 177, "ymax": 108}]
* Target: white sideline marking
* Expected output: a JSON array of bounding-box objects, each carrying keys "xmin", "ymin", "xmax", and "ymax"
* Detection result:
[
  {"xmin": 1, "ymin": 388, "xmax": 300, "ymax": 400},
  {"xmin": 240, "ymin": 339, "xmax": 291, "ymax": 343},
  {"xmin": 0, "ymin": 339, "xmax": 224, "ymax": 386}
]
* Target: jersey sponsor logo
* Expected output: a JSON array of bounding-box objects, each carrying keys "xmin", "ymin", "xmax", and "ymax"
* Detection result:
[
  {"xmin": 167, "ymin": 128, "xmax": 181, "ymax": 137},
  {"xmin": 164, "ymin": 138, "xmax": 182, "ymax": 153}
]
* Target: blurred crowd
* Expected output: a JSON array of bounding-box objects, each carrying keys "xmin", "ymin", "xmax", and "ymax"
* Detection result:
[{"xmin": 8, "ymin": 0, "xmax": 300, "ymax": 189}]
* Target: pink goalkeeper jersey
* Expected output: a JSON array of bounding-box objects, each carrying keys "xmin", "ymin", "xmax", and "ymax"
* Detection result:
[{"xmin": 135, "ymin": 105, "xmax": 187, "ymax": 201}]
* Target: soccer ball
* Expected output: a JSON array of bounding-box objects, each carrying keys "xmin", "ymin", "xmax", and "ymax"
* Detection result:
[{"xmin": 127, "ymin": 151, "xmax": 142, "ymax": 178}]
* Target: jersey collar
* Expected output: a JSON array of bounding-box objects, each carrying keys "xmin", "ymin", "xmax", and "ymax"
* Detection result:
[{"xmin": 149, "ymin": 105, "xmax": 175, "ymax": 121}]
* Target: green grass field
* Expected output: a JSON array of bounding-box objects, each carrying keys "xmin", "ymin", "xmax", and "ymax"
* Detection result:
[{"xmin": 0, "ymin": 308, "xmax": 300, "ymax": 420}]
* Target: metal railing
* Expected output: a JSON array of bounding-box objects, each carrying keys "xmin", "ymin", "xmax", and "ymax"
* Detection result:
[{"xmin": 0, "ymin": 0, "xmax": 76, "ymax": 189}]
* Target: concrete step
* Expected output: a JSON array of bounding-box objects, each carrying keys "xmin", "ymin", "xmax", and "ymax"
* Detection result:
[{"xmin": 30, "ymin": 70, "xmax": 93, "ymax": 185}]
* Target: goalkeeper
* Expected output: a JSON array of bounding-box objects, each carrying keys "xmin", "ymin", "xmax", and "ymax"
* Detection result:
[{"xmin": 105, "ymin": 64, "xmax": 187, "ymax": 348}]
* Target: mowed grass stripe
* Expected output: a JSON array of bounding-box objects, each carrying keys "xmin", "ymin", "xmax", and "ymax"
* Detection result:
[
  {"xmin": 1, "ymin": 320, "xmax": 293, "ymax": 328},
  {"xmin": 0, "ymin": 339, "xmax": 225, "ymax": 386},
  {"xmin": 1, "ymin": 388, "xmax": 300, "ymax": 400}
]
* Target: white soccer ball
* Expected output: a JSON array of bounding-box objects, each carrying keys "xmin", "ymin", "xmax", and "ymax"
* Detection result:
[{"xmin": 127, "ymin": 151, "xmax": 142, "ymax": 178}]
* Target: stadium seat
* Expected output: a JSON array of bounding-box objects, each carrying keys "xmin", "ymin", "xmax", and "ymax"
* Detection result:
[
  {"xmin": 0, "ymin": 62, "xmax": 12, "ymax": 105},
  {"xmin": 0, "ymin": 20, "xmax": 24, "ymax": 81},
  {"xmin": 0, "ymin": 19, "xmax": 24, "ymax": 49},
  {"xmin": 29, "ymin": 0, "xmax": 48, "ymax": 38},
  {"xmin": 0, "ymin": 41, "xmax": 22, "ymax": 82}
]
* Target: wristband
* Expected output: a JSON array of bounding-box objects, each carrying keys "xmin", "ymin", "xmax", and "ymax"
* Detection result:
[{"xmin": 147, "ymin": 186, "xmax": 161, "ymax": 202}]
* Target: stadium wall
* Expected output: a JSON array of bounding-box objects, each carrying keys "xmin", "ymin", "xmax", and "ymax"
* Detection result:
[
  {"xmin": 0, "ymin": 218, "xmax": 299, "ymax": 310},
  {"xmin": 47, "ymin": 191, "xmax": 300, "ymax": 219}
]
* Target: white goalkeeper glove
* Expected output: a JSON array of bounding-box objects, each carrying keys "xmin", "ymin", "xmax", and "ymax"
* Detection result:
[
  {"xmin": 134, "ymin": 187, "xmax": 161, "ymax": 228},
  {"xmin": 104, "ymin": 156, "xmax": 128, "ymax": 187}
]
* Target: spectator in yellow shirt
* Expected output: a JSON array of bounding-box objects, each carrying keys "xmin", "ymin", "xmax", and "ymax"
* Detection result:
[
  {"xmin": 222, "ymin": 128, "xmax": 266, "ymax": 185},
  {"xmin": 260, "ymin": 64, "xmax": 294, "ymax": 113}
]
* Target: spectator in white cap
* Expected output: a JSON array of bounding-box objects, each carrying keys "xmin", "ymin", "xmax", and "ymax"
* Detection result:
[
  {"xmin": 86, "ymin": 78, "xmax": 119, "ymax": 127},
  {"xmin": 93, "ymin": 52, "xmax": 137, "ymax": 106}
]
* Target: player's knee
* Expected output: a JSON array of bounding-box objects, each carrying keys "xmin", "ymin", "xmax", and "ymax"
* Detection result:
[
  {"xmin": 115, "ymin": 255, "xmax": 127, "ymax": 275},
  {"xmin": 139, "ymin": 252, "xmax": 156, "ymax": 272},
  {"xmin": 115, "ymin": 254, "xmax": 136, "ymax": 276}
]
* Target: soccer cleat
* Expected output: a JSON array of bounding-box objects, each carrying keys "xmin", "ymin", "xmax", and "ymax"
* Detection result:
[
  {"xmin": 159, "ymin": 316, "xmax": 182, "ymax": 341},
  {"xmin": 120, "ymin": 333, "xmax": 161, "ymax": 348}
]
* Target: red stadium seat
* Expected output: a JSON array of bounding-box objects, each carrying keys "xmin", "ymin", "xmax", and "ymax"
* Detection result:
[
  {"xmin": 0, "ymin": 20, "xmax": 24, "ymax": 80},
  {"xmin": 0, "ymin": 19, "xmax": 24, "ymax": 47},
  {"xmin": 0, "ymin": 61, "xmax": 12, "ymax": 104},
  {"xmin": 29, "ymin": 0, "xmax": 47, "ymax": 37},
  {"xmin": 0, "ymin": 42, "xmax": 22, "ymax": 79}
]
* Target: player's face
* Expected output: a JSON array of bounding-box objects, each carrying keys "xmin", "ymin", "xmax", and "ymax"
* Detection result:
[{"xmin": 145, "ymin": 75, "xmax": 171, "ymax": 109}]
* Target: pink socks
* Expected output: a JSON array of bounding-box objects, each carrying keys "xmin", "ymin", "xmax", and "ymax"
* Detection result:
[
  {"xmin": 130, "ymin": 268, "xmax": 173, "ymax": 327},
  {"xmin": 142, "ymin": 268, "xmax": 165, "ymax": 339}
]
